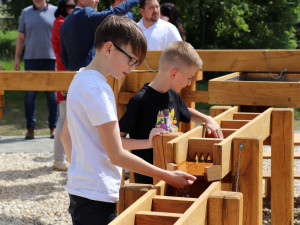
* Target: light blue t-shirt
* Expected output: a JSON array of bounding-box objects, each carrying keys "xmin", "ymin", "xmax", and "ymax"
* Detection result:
[{"xmin": 18, "ymin": 4, "xmax": 57, "ymax": 59}]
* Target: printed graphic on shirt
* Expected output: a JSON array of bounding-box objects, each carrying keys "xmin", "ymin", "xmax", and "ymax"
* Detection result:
[{"xmin": 155, "ymin": 108, "xmax": 178, "ymax": 132}]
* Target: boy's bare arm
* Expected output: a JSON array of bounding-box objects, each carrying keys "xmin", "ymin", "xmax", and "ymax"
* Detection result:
[
  {"xmin": 188, "ymin": 107, "xmax": 224, "ymax": 138},
  {"xmin": 60, "ymin": 119, "xmax": 72, "ymax": 163},
  {"xmin": 99, "ymin": 122, "xmax": 196, "ymax": 189},
  {"xmin": 120, "ymin": 128, "xmax": 168, "ymax": 150}
]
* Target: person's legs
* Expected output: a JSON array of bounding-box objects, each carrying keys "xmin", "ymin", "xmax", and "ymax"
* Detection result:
[
  {"xmin": 24, "ymin": 59, "xmax": 41, "ymax": 139},
  {"xmin": 53, "ymin": 100, "xmax": 68, "ymax": 171},
  {"xmin": 68, "ymin": 194, "xmax": 117, "ymax": 225},
  {"xmin": 40, "ymin": 59, "xmax": 58, "ymax": 133},
  {"xmin": 45, "ymin": 91, "xmax": 58, "ymax": 131}
]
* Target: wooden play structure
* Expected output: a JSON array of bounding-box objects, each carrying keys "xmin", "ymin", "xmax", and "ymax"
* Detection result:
[
  {"xmin": 0, "ymin": 49, "xmax": 300, "ymax": 224},
  {"xmin": 113, "ymin": 106, "xmax": 293, "ymax": 225}
]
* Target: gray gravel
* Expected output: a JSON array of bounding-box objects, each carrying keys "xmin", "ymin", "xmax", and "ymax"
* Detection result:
[{"xmin": 0, "ymin": 136, "xmax": 300, "ymax": 224}]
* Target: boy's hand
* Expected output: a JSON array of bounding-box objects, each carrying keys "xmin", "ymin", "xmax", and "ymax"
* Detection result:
[
  {"xmin": 148, "ymin": 128, "xmax": 169, "ymax": 148},
  {"xmin": 205, "ymin": 116, "xmax": 224, "ymax": 139},
  {"xmin": 166, "ymin": 170, "xmax": 197, "ymax": 189}
]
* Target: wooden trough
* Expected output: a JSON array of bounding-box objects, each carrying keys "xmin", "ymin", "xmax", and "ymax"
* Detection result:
[{"xmin": 113, "ymin": 106, "xmax": 294, "ymax": 225}]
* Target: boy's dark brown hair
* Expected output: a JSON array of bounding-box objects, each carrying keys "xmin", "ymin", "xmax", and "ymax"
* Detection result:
[{"xmin": 94, "ymin": 15, "xmax": 147, "ymax": 65}]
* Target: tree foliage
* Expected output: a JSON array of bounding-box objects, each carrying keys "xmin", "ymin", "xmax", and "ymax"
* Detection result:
[{"xmin": 1, "ymin": 0, "xmax": 300, "ymax": 49}]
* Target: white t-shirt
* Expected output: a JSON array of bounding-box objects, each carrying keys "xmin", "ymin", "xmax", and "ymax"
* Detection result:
[
  {"xmin": 137, "ymin": 18, "xmax": 182, "ymax": 50},
  {"xmin": 66, "ymin": 69, "xmax": 122, "ymax": 203}
]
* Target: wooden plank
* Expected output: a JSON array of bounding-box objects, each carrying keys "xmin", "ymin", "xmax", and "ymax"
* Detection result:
[
  {"xmin": 152, "ymin": 196, "xmax": 197, "ymax": 213},
  {"xmin": 208, "ymin": 191, "xmax": 243, "ymax": 225},
  {"xmin": 220, "ymin": 120, "xmax": 250, "ymax": 129},
  {"xmin": 174, "ymin": 181, "xmax": 222, "ymax": 225},
  {"xmin": 233, "ymin": 112, "xmax": 260, "ymax": 120},
  {"xmin": 180, "ymin": 90, "xmax": 208, "ymax": 103},
  {"xmin": 136, "ymin": 211, "xmax": 182, "ymax": 225},
  {"xmin": 110, "ymin": 189, "xmax": 156, "ymax": 225},
  {"xmin": 188, "ymin": 138, "xmax": 223, "ymax": 161},
  {"xmin": 209, "ymin": 108, "xmax": 272, "ymax": 181},
  {"xmin": 124, "ymin": 71, "xmax": 157, "ymax": 92},
  {"xmin": 271, "ymin": 109, "xmax": 294, "ymax": 225},
  {"xmin": 232, "ymin": 137, "xmax": 262, "ymax": 225},
  {"xmin": 263, "ymin": 170, "xmax": 300, "ymax": 179},
  {"xmin": 212, "ymin": 106, "xmax": 239, "ymax": 125},
  {"xmin": 209, "ymin": 106, "xmax": 233, "ymax": 118},
  {"xmin": 165, "ymin": 126, "xmax": 204, "ymax": 165},
  {"xmin": 0, "ymin": 71, "xmax": 76, "ymax": 91},
  {"xmin": 136, "ymin": 50, "xmax": 300, "ymax": 72},
  {"xmin": 263, "ymin": 151, "xmax": 300, "ymax": 159},
  {"xmin": 209, "ymin": 72, "xmax": 300, "ymax": 107},
  {"xmin": 295, "ymin": 133, "xmax": 300, "ymax": 146},
  {"xmin": 153, "ymin": 133, "xmax": 183, "ymax": 184}
]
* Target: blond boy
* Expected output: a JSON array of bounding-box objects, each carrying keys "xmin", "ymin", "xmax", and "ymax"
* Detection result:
[
  {"xmin": 60, "ymin": 16, "xmax": 196, "ymax": 224},
  {"xmin": 119, "ymin": 41, "xmax": 223, "ymax": 184}
]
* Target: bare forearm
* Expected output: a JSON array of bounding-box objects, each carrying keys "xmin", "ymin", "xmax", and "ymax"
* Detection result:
[
  {"xmin": 189, "ymin": 107, "xmax": 208, "ymax": 123},
  {"xmin": 14, "ymin": 34, "xmax": 25, "ymax": 60},
  {"xmin": 60, "ymin": 119, "xmax": 72, "ymax": 163},
  {"xmin": 121, "ymin": 137, "xmax": 151, "ymax": 150}
]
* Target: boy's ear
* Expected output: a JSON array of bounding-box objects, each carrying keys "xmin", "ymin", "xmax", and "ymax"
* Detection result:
[
  {"xmin": 169, "ymin": 68, "xmax": 179, "ymax": 80},
  {"xmin": 103, "ymin": 41, "xmax": 113, "ymax": 56}
]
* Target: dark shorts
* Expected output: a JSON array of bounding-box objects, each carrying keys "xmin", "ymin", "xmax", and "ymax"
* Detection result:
[{"xmin": 68, "ymin": 194, "xmax": 117, "ymax": 225}]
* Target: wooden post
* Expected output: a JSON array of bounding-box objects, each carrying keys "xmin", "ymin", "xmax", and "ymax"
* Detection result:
[
  {"xmin": 271, "ymin": 108, "xmax": 294, "ymax": 225},
  {"xmin": 153, "ymin": 133, "xmax": 182, "ymax": 184},
  {"xmin": 232, "ymin": 137, "xmax": 263, "ymax": 225},
  {"xmin": 208, "ymin": 191, "xmax": 243, "ymax": 225}
]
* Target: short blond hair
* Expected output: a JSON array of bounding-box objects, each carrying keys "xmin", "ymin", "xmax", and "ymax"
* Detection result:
[{"xmin": 159, "ymin": 41, "xmax": 202, "ymax": 71}]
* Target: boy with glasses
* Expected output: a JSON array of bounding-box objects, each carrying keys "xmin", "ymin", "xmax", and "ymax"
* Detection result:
[{"xmin": 60, "ymin": 15, "xmax": 196, "ymax": 225}]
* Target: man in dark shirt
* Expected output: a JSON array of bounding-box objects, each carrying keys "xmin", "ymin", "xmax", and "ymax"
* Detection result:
[{"xmin": 60, "ymin": 0, "xmax": 140, "ymax": 71}]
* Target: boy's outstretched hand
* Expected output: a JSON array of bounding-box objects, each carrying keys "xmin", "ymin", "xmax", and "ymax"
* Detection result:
[
  {"xmin": 165, "ymin": 170, "xmax": 197, "ymax": 189},
  {"xmin": 204, "ymin": 116, "xmax": 224, "ymax": 139},
  {"xmin": 148, "ymin": 128, "xmax": 169, "ymax": 148}
]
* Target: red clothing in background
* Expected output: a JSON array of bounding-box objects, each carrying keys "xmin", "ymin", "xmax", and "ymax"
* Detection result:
[{"xmin": 51, "ymin": 15, "xmax": 66, "ymax": 103}]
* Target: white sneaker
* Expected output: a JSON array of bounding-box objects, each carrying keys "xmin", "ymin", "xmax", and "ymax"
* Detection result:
[{"xmin": 53, "ymin": 160, "xmax": 69, "ymax": 171}]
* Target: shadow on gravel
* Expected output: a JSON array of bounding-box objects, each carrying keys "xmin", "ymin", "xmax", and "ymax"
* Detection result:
[
  {"xmin": 0, "ymin": 180, "xmax": 67, "ymax": 201},
  {"xmin": 0, "ymin": 214, "xmax": 47, "ymax": 225},
  {"xmin": 0, "ymin": 136, "xmax": 51, "ymax": 144}
]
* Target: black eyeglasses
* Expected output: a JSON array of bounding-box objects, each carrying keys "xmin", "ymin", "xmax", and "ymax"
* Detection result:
[
  {"xmin": 66, "ymin": 4, "xmax": 75, "ymax": 9},
  {"xmin": 103, "ymin": 40, "xmax": 139, "ymax": 66}
]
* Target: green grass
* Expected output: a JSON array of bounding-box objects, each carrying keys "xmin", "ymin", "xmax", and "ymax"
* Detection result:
[{"xmin": 0, "ymin": 91, "xmax": 51, "ymax": 136}]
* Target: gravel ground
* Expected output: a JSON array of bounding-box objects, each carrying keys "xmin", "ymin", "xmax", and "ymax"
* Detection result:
[{"xmin": 0, "ymin": 148, "xmax": 300, "ymax": 225}]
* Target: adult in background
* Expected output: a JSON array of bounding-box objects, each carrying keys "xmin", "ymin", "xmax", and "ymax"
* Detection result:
[
  {"xmin": 14, "ymin": 0, "xmax": 58, "ymax": 140},
  {"xmin": 60, "ymin": 0, "xmax": 140, "ymax": 71},
  {"xmin": 160, "ymin": 2, "xmax": 186, "ymax": 41},
  {"xmin": 110, "ymin": 0, "xmax": 134, "ymax": 20},
  {"xmin": 51, "ymin": 0, "xmax": 75, "ymax": 171},
  {"xmin": 138, "ymin": 0, "xmax": 182, "ymax": 50}
]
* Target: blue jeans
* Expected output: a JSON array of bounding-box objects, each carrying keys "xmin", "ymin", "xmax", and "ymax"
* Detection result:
[
  {"xmin": 68, "ymin": 194, "xmax": 117, "ymax": 225},
  {"xmin": 24, "ymin": 59, "xmax": 58, "ymax": 129}
]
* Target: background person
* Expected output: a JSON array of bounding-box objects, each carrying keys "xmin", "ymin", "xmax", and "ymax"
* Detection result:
[
  {"xmin": 14, "ymin": 0, "xmax": 58, "ymax": 140},
  {"xmin": 51, "ymin": 0, "xmax": 75, "ymax": 171},
  {"xmin": 137, "ymin": 0, "xmax": 182, "ymax": 50},
  {"xmin": 110, "ymin": 0, "xmax": 134, "ymax": 20},
  {"xmin": 160, "ymin": 2, "xmax": 186, "ymax": 41}
]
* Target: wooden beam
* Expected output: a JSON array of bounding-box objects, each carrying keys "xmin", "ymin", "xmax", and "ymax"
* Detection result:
[
  {"xmin": 208, "ymin": 108, "xmax": 272, "ymax": 181},
  {"xmin": 136, "ymin": 50, "xmax": 300, "ymax": 72},
  {"xmin": 188, "ymin": 138, "xmax": 223, "ymax": 161},
  {"xmin": 111, "ymin": 189, "xmax": 156, "ymax": 225},
  {"xmin": 208, "ymin": 191, "xmax": 243, "ymax": 225},
  {"xmin": 180, "ymin": 90, "xmax": 208, "ymax": 103},
  {"xmin": 0, "ymin": 71, "xmax": 76, "ymax": 90},
  {"xmin": 136, "ymin": 211, "xmax": 182, "ymax": 225},
  {"xmin": 271, "ymin": 109, "xmax": 294, "ymax": 225},
  {"xmin": 212, "ymin": 106, "xmax": 239, "ymax": 125},
  {"xmin": 220, "ymin": 120, "xmax": 250, "ymax": 129},
  {"xmin": 152, "ymin": 196, "xmax": 197, "ymax": 214},
  {"xmin": 209, "ymin": 106, "xmax": 233, "ymax": 118},
  {"xmin": 174, "ymin": 181, "xmax": 222, "ymax": 225},
  {"xmin": 233, "ymin": 112, "xmax": 260, "ymax": 120},
  {"xmin": 232, "ymin": 137, "xmax": 262, "ymax": 225}
]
